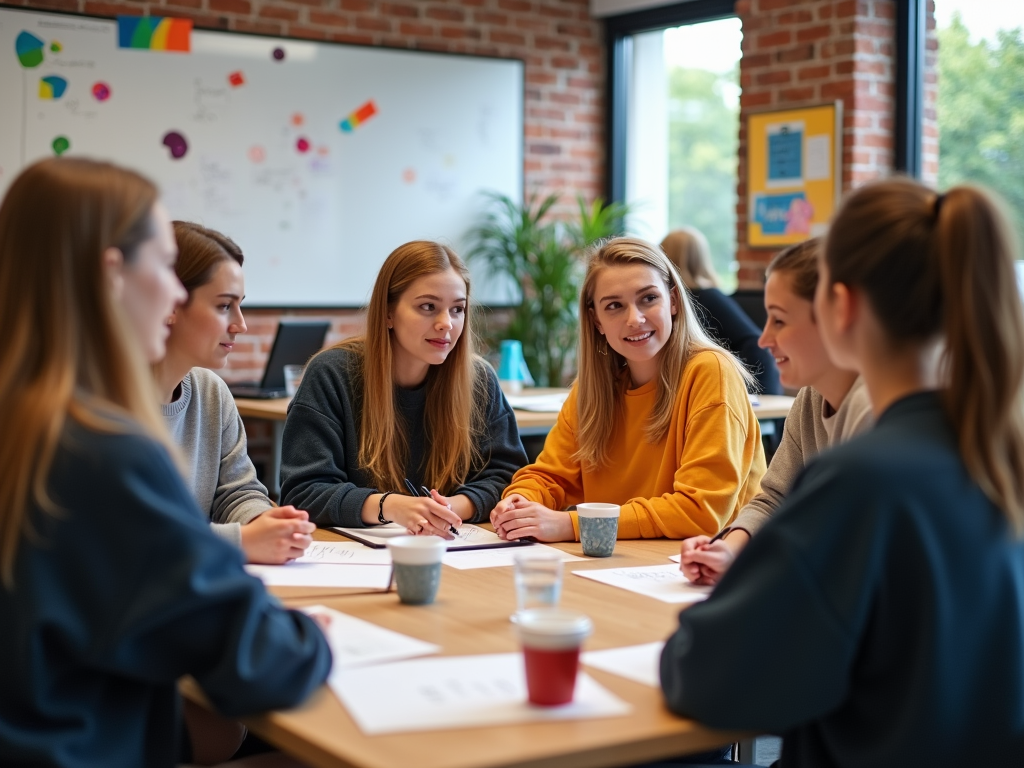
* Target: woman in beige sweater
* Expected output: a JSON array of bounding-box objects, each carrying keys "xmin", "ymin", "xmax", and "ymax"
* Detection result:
[{"xmin": 679, "ymin": 238, "xmax": 873, "ymax": 584}]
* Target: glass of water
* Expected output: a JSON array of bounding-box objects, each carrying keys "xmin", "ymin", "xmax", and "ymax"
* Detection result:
[{"xmin": 513, "ymin": 549, "xmax": 563, "ymax": 621}]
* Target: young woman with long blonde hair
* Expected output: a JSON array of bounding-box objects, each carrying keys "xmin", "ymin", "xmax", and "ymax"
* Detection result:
[
  {"xmin": 491, "ymin": 237, "xmax": 766, "ymax": 542},
  {"xmin": 280, "ymin": 240, "xmax": 527, "ymax": 533},
  {"xmin": 661, "ymin": 179, "xmax": 1024, "ymax": 765},
  {"xmin": 0, "ymin": 159, "xmax": 329, "ymax": 766}
]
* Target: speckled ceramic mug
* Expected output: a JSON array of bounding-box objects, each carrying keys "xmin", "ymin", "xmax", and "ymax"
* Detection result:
[
  {"xmin": 576, "ymin": 503, "xmax": 620, "ymax": 557},
  {"xmin": 386, "ymin": 536, "xmax": 448, "ymax": 605}
]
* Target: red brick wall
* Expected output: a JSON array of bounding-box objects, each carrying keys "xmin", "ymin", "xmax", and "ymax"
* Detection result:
[
  {"xmin": 14, "ymin": 0, "xmax": 605, "ymax": 381},
  {"xmin": 734, "ymin": 0, "xmax": 938, "ymax": 288}
]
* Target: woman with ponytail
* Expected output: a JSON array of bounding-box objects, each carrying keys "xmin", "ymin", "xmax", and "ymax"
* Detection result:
[{"xmin": 660, "ymin": 179, "xmax": 1024, "ymax": 766}]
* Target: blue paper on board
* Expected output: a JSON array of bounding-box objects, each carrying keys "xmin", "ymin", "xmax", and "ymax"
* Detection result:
[
  {"xmin": 753, "ymin": 192, "xmax": 807, "ymax": 235},
  {"xmin": 768, "ymin": 129, "xmax": 803, "ymax": 183}
]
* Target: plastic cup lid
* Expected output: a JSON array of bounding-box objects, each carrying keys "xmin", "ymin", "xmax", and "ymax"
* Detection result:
[{"xmin": 516, "ymin": 609, "xmax": 593, "ymax": 650}]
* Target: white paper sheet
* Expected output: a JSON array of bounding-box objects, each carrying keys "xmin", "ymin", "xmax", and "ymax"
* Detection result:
[
  {"xmin": 504, "ymin": 392, "xmax": 570, "ymax": 412},
  {"xmin": 296, "ymin": 541, "xmax": 392, "ymax": 565},
  {"xmin": 333, "ymin": 522, "xmax": 519, "ymax": 550},
  {"xmin": 301, "ymin": 606, "xmax": 439, "ymax": 672},
  {"xmin": 443, "ymin": 544, "xmax": 585, "ymax": 570},
  {"xmin": 669, "ymin": 554, "xmax": 681, "ymax": 563},
  {"xmin": 582, "ymin": 642, "xmax": 664, "ymax": 688},
  {"xmin": 805, "ymin": 134, "xmax": 831, "ymax": 180},
  {"xmin": 245, "ymin": 562, "xmax": 392, "ymax": 589},
  {"xmin": 330, "ymin": 652, "xmax": 631, "ymax": 734},
  {"xmin": 573, "ymin": 564, "xmax": 712, "ymax": 604}
]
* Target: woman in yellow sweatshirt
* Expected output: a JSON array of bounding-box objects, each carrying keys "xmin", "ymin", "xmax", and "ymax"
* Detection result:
[{"xmin": 491, "ymin": 237, "xmax": 766, "ymax": 542}]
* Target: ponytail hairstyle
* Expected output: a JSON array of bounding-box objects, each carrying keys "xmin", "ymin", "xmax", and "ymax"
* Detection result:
[
  {"xmin": 334, "ymin": 241, "xmax": 486, "ymax": 494},
  {"xmin": 0, "ymin": 158, "xmax": 175, "ymax": 588},
  {"xmin": 576, "ymin": 237, "xmax": 754, "ymax": 468},
  {"xmin": 660, "ymin": 227, "xmax": 720, "ymax": 290},
  {"xmin": 171, "ymin": 221, "xmax": 244, "ymax": 300},
  {"xmin": 765, "ymin": 237, "xmax": 821, "ymax": 303},
  {"xmin": 824, "ymin": 178, "xmax": 1024, "ymax": 532}
]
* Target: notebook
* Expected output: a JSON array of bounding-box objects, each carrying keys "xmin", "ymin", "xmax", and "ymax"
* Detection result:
[
  {"xmin": 333, "ymin": 523, "xmax": 535, "ymax": 551},
  {"xmin": 228, "ymin": 320, "xmax": 329, "ymax": 399}
]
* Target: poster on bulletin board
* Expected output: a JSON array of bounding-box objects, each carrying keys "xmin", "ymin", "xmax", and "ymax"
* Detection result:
[{"xmin": 747, "ymin": 102, "xmax": 842, "ymax": 247}]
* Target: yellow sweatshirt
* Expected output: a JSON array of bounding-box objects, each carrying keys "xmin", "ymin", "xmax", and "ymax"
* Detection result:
[{"xmin": 504, "ymin": 350, "xmax": 767, "ymax": 540}]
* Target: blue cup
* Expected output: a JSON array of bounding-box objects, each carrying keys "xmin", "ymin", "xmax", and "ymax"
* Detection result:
[{"xmin": 498, "ymin": 340, "xmax": 534, "ymax": 392}]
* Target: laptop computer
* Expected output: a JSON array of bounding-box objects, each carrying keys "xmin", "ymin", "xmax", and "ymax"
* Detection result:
[{"xmin": 228, "ymin": 320, "xmax": 330, "ymax": 399}]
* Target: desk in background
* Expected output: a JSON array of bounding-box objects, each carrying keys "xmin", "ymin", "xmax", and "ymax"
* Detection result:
[
  {"xmin": 235, "ymin": 391, "xmax": 796, "ymax": 498},
  {"xmin": 190, "ymin": 533, "xmax": 748, "ymax": 768}
]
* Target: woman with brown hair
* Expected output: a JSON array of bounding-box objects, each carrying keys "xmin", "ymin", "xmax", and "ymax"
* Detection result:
[
  {"xmin": 661, "ymin": 227, "xmax": 781, "ymax": 395},
  {"xmin": 661, "ymin": 180, "xmax": 1024, "ymax": 765},
  {"xmin": 678, "ymin": 238, "xmax": 872, "ymax": 585},
  {"xmin": 0, "ymin": 159, "xmax": 330, "ymax": 766},
  {"xmin": 153, "ymin": 222, "xmax": 314, "ymax": 564},
  {"xmin": 491, "ymin": 237, "xmax": 766, "ymax": 542},
  {"xmin": 280, "ymin": 240, "xmax": 527, "ymax": 532}
]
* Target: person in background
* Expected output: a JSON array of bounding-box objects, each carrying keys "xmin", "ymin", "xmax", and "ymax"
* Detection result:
[
  {"xmin": 661, "ymin": 227, "xmax": 782, "ymax": 395},
  {"xmin": 280, "ymin": 240, "xmax": 527, "ymax": 533},
  {"xmin": 491, "ymin": 237, "xmax": 766, "ymax": 543},
  {"xmin": 678, "ymin": 238, "xmax": 872, "ymax": 585},
  {"xmin": 0, "ymin": 158, "xmax": 330, "ymax": 766},
  {"xmin": 661, "ymin": 179, "xmax": 1024, "ymax": 766},
  {"xmin": 153, "ymin": 221, "xmax": 314, "ymax": 565}
]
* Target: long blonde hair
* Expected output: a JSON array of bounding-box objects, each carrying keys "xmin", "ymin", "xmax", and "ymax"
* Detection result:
[
  {"xmin": 575, "ymin": 237, "xmax": 753, "ymax": 468},
  {"xmin": 336, "ymin": 241, "xmax": 486, "ymax": 493},
  {"xmin": 0, "ymin": 158, "xmax": 174, "ymax": 588},
  {"xmin": 660, "ymin": 227, "xmax": 719, "ymax": 290},
  {"xmin": 824, "ymin": 178, "xmax": 1024, "ymax": 532}
]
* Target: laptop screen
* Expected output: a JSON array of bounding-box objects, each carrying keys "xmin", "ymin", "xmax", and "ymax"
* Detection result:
[{"xmin": 261, "ymin": 321, "xmax": 331, "ymax": 390}]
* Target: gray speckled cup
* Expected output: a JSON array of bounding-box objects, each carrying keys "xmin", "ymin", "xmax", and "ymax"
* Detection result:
[
  {"xmin": 577, "ymin": 503, "xmax": 620, "ymax": 557},
  {"xmin": 386, "ymin": 536, "xmax": 448, "ymax": 605},
  {"xmin": 392, "ymin": 562, "xmax": 443, "ymax": 605}
]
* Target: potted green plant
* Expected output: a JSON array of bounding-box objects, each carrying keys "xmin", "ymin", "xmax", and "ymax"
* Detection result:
[{"xmin": 467, "ymin": 192, "xmax": 630, "ymax": 386}]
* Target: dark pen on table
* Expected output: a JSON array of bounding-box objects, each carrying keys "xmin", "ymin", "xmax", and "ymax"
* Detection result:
[{"xmin": 403, "ymin": 478, "xmax": 460, "ymax": 537}]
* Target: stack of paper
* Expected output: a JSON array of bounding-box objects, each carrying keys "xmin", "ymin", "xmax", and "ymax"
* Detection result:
[
  {"xmin": 582, "ymin": 642, "xmax": 664, "ymax": 688},
  {"xmin": 573, "ymin": 564, "xmax": 712, "ymax": 604},
  {"xmin": 245, "ymin": 561, "xmax": 391, "ymax": 589},
  {"xmin": 301, "ymin": 606, "xmax": 439, "ymax": 672},
  {"xmin": 329, "ymin": 652, "xmax": 632, "ymax": 734}
]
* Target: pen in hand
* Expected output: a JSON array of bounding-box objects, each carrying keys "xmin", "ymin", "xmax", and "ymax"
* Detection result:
[{"xmin": 403, "ymin": 478, "xmax": 460, "ymax": 537}]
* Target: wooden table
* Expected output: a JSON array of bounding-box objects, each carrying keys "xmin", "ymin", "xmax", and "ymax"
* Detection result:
[
  {"xmin": 236, "ymin": 391, "xmax": 795, "ymax": 497},
  {"xmin": 224, "ymin": 531, "xmax": 746, "ymax": 768}
]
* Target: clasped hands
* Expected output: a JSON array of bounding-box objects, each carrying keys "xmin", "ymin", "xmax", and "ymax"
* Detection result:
[{"xmin": 489, "ymin": 494, "xmax": 575, "ymax": 542}]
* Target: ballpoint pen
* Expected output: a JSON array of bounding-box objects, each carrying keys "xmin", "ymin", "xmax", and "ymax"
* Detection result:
[{"xmin": 404, "ymin": 478, "xmax": 460, "ymax": 537}]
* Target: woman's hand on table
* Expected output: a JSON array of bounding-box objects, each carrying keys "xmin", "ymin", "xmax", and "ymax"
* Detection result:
[
  {"xmin": 490, "ymin": 495, "xmax": 574, "ymax": 542},
  {"xmin": 241, "ymin": 506, "xmax": 315, "ymax": 564},
  {"xmin": 678, "ymin": 529, "xmax": 750, "ymax": 585}
]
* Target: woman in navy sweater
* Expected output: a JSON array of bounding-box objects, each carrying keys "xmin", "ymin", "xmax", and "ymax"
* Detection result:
[
  {"xmin": 0, "ymin": 159, "xmax": 331, "ymax": 767},
  {"xmin": 660, "ymin": 180, "xmax": 1024, "ymax": 766}
]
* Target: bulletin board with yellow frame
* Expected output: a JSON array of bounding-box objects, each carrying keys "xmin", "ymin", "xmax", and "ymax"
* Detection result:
[{"xmin": 747, "ymin": 102, "xmax": 842, "ymax": 247}]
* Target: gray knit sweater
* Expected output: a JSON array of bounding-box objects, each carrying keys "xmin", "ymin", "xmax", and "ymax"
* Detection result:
[
  {"xmin": 161, "ymin": 367, "xmax": 272, "ymax": 548},
  {"xmin": 732, "ymin": 377, "xmax": 873, "ymax": 536}
]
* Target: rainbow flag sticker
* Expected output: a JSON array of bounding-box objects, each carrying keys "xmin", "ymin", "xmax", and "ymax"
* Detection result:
[
  {"xmin": 39, "ymin": 76, "xmax": 68, "ymax": 100},
  {"xmin": 340, "ymin": 100, "xmax": 377, "ymax": 133},
  {"xmin": 117, "ymin": 16, "xmax": 192, "ymax": 52}
]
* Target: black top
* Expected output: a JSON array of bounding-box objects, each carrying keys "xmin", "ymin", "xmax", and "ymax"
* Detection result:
[
  {"xmin": 660, "ymin": 392, "xmax": 1024, "ymax": 766},
  {"xmin": 0, "ymin": 419, "xmax": 331, "ymax": 768},
  {"xmin": 690, "ymin": 287, "xmax": 782, "ymax": 395},
  {"xmin": 280, "ymin": 345, "xmax": 529, "ymax": 528}
]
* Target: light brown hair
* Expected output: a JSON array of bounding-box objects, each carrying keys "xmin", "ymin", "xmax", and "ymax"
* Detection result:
[
  {"xmin": 660, "ymin": 227, "xmax": 719, "ymax": 290},
  {"xmin": 172, "ymin": 221, "xmax": 244, "ymax": 299},
  {"xmin": 334, "ymin": 241, "xmax": 486, "ymax": 493},
  {"xmin": 765, "ymin": 237, "xmax": 821, "ymax": 302},
  {"xmin": 824, "ymin": 178, "xmax": 1024, "ymax": 532},
  {"xmin": 576, "ymin": 237, "xmax": 754, "ymax": 468},
  {"xmin": 0, "ymin": 158, "xmax": 175, "ymax": 588}
]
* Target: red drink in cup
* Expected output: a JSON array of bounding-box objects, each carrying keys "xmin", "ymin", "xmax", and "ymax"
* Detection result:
[{"xmin": 516, "ymin": 609, "xmax": 593, "ymax": 706}]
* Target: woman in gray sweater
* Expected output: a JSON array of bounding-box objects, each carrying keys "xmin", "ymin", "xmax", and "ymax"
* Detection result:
[
  {"xmin": 679, "ymin": 238, "xmax": 873, "ymax": 584},
  {"xmin": 153, "ymin": 222, "xmax": 315, "ymax": 564}
]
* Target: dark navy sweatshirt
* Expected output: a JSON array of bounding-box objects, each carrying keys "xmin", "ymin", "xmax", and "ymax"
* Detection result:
[{"xmin": 661, "ymin": 392, "xmax": 1024, "ymax": 767}]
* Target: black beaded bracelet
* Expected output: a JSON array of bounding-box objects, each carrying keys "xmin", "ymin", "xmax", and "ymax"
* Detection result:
[{"xmin": 378, "ymin": 491, "xmax": 396, "ymax": 525}]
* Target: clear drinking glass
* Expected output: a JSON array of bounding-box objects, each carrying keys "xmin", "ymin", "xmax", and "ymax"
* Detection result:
[
  {"xmin": 513, "ymin": 549, "xmax": 563, "ymax": 620},
  {"xmin": 283, "ymin": 364, "xmax": 304, "ymax": 397}
]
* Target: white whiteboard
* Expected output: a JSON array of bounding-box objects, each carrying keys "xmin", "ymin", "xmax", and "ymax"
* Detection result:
[{"xmin": 0, "ymin": 7, "xmax": 523, "ymax": 306}]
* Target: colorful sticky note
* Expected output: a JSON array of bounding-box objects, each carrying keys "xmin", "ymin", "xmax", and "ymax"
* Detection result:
[
  {"xmin": 339, "ymin": 100, "xmax": 377, "ymax": 133},
  {"xmin": 117, "ymin": 16, "xmax": 192, "ymax": 52},
  {"xmin": 16, "ymin": 31, "xmax": 45, "ymax": 68},
  {"xmin": 52, "ymin": 136, "xmax": 70, "ymax": 156},
  {"xmin": 228, "ymin": 70, "xmax": 245, "ymax": 87},
  {"xmin": 39, "ymin": 76, "xmax": 68, "ymax": 100}
]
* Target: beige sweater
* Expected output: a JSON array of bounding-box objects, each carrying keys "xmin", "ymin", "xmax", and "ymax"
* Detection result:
[{"xmin": 732, "ymin": 377, "xmax": 873, "ymax": 537}]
